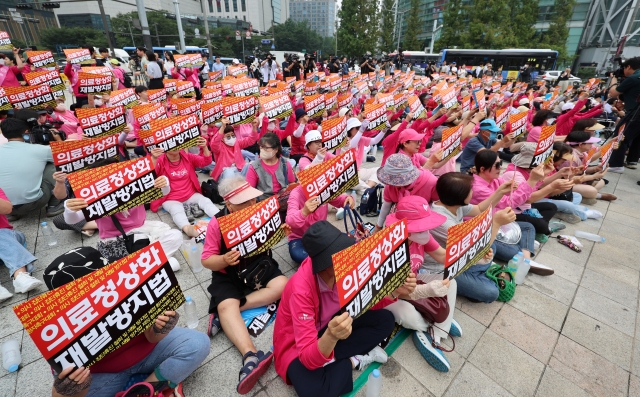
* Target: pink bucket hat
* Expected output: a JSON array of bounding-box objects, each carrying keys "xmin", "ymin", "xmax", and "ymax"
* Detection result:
[
  {"xmin": 398, "ymin": 128, "xmax": 425, "ymax": 144},
  {"xmin": 385, "ymin": 195, "xmax": 447, "ymax": 233}
]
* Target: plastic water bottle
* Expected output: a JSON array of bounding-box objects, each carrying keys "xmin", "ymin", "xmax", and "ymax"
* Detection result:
[
  {"xmin": 350, "ymin": 189, "xmax": 358, "ymax": 203},
  {"xmin": 360, "ymin": 191, "xmax": 369, "ymax": 208},
  {"xmin": 575, "ymin": 231, "xmax": 606, "ymax": 243},
  {"xmin": 41, "ymin": 222, "xmax": 57, "ymax": 246},
  {"xmin": 515, "ymin": 259, "xmax": 531, "ymax": 285},
  {"xmin": 184, "ymin": 296, "xmax": 199, "ymax": 329},
  {"xmin": 516, "ymin": 251, "xmax": 524, "ymax": 268},
  {"xmin": 507, "ymin": 256, "xmax": 519, "ymax": 274},
  {"xmin": 189, "ymin": 246, "xmax": 204, "ymax": 273},
  {"xmin": 2, "ymin": 339, "xmax": 21, "ymax": 372},
  {"xmin": 365, "ymin": 368, "xmax": 382, "ymax": 397}
]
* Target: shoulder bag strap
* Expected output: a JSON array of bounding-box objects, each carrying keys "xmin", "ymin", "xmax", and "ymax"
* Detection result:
[{"xmin": 110, "ymin": 215, "xmax": 128, "ymax": 240}]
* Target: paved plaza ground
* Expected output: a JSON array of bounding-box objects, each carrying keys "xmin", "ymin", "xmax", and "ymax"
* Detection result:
[{"xmin": 1, "ymin": 156, "xmax": 640, "ymax": 397}]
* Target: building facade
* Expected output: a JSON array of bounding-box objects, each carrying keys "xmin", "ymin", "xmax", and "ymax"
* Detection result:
[
  {"xmin": 289, "ymin": 0, "xmax": 335, "ymax": 37},
  {"xmin": 57, "ymin": 13, "xmax": 112, "ymax": 30},
  {"xmin": 396, "ymin": 0, "xmax": 445, "ymax": 52},
  {"xmin": 0, "ymin": 1, "xmax": 58, "ymax": 47}
]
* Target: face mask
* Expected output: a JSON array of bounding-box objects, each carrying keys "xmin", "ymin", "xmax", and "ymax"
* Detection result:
[
  {"xmin": 224, "ymin": 136, "xmax": 236, "ymax": 146},
  {"xmin": 489, "ymin": 131, "xmax": 497, "ymax": 140},
  {"xmin": 408, "ymin": 231, "xmax": 431, "ymax": 245},
  {"xmin": 94, "ymin": 99, "xmax": 103, "ymax": 107},
  {"xmin": 260, "ymin": 149, "xmax": 275, "ymax": 160},
  {"xmin": 267, "ymin": 122, "xmax": 276, "ymax": 131},
  {"xmin": 215, "ymin": 122, "xmax": 222, "ymax": 128},
  {"xmin": 55, "ymin": 104, "xmax": 65, "ymax": 112},
  {"xmin": 0, "ymin": 59, "xmax": 5, "ymax": 66}
]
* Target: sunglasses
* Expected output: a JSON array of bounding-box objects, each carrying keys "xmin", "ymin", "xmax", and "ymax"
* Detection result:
[{"xmin": 494, "ymin": 161, "xmax": 503, "ymax": 169}]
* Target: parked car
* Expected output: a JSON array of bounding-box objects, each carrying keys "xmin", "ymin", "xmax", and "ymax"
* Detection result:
[{"xmin": 536, "ymin": 70, "xmax": 582, "ymax": 85}]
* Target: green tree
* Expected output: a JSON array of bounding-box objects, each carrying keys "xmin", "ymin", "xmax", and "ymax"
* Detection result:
[
  {"xmin": 402, "ymin": 0, "xmax": 421, "ymax": 50},
  {"xmin": 378, "ymin": 0, "xmax": 396, "ymax": 52},
  {"xmin": 337, "ymin": 0, "xmax": 378, "ymax": 56},
  {"xmin": 272, "ymin": 19, "xmax": 325, "ymax": 53},
  {"xmin": 539, "ymin": 0, "xmax": 576, "ymax": 66},
  {"xmin": 39, "ymin": 27, "xmax": 109, "ymax": 50},
  {"xmin": 435, "ymin": 0, "xmax": 466, "ymax": 50}
]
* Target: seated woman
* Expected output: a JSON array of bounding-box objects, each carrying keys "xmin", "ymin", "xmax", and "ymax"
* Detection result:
[
  {"xmin": 48, "ymin": 97, "xmax": 84, "ymax": 141},
  {"xmin": 45, "ymin": 247, "xmax": 209, "ymax": 397},
  {"xmin": 375, "ymin": 154, "xmax": 438, "ymax": 231},
  {"xmin": 62, "ymin": 159, "xmax": 182, "ymax": 269},
  {"xmin": 298, "ymin": 129, "xmax": 336, "ymax": 172},
  {"xmin": 470, "ymin": 150, "xmax": 554, "ymax": 275},
  {"xmin": 151, "ymin": 140, "xmax": 220, "ymax": 237},
  {"xmin": 563, "ymin": 130, "xmax": 617, "ymax": 204},
  {"xmin": 426, "ymin": 172, "xmax": 518, "ymax": 303},
  {"xmin": 245, "ymin": 133, "xmax": 296, "ymax": 200},
  {"xmin": 210, "ymin": 117, "xmax": 259, "ymax": 182},
  {"xmin": 201, "ymin": 175, "xmax": 288, "ymax": 395},
  {"xmin": 285, "ymin": 173, "xmax": 355, "ymax": 264},
  {"xmin": 273, "ymin": 221, "xmax": 399, "ymax": 397},
  {"xmin": 395, "ymin": 128, "xmax": 441, "ymax": 169}
]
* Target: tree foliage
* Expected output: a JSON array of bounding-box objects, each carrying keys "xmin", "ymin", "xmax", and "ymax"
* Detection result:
[
  {"xmin": 337, "ymin": 0, "xmax": 379, "ymax": 56},
  {"xmin": 402, "ymin": 0, "xmax": 421, "ymax": 50},
  {"xmin": 271, "ymin": 19, "xmax": 335, "ymax": 57},
  {"xmin": 38, "ymin": 27, "xmax": 110, "ymax": 50},
  {"xmin": 539, "ymin": 0, "xmax": 576, "ymax": 66},
  {"xmin": 378, "ymin": 0, "xmax": 396, "ymax": 53}
]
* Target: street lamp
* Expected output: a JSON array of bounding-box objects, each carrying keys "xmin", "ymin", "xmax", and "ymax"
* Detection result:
[
  {"xmin": 429, "ymin": 20, "xmax": 442, "ymax": 54},
  {"xmin": 395, "ymin": 9, "xmax": 409, "ymax": 52}
]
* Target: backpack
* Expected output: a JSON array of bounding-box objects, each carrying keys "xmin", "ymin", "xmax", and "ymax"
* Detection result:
[
  {"xmin": 201, "ymin": 179, "xmax": 224, "ymax": 204},
  {"xmin": 123, "ymin": 73, "xmax": 133, "ymax": 88},
  {"xmin": 359, "ymin": 185, "xmax": 383, "ymax": 217}
]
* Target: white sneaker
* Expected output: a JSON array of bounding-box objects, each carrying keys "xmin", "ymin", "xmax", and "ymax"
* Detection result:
[
  {"xmin": 13, "ymin": 272, "xmax": 43, "ymax": 294},
  {"xmin": 168, "ymin": 257, "xmax": 181, "ymax": 272},
  {"xmin": 0, "ymin": 285, "xmax": 13, "ymax": 301},
  {"xmin": 355, "ymin": 346, "xmax": 388, "ymax": 370},
  {"xmin": 608, "ymin": 167, "xmax": 624, "ymax": 174},
  {"xmin": 529, "ymin": 260, "xmax": 554, "ymax": 276},
  {"xmin": 534, "ymin": 240, "xmax": 540, "ymax": 251},
  {"xmin": 585, "ymin": 209, "xmax": 603, "ymax": 219}
]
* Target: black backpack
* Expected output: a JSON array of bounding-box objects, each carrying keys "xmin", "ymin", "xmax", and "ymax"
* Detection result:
[
  {"xmin": 359, "ymin": 185, "xmax": 383, "ymax": 217},
  {"xmin": 201, "ymin": 179, "xmax": 224, "ymax": 204},
  {"xmin": 123, "ymin": 73, "xmax": 133, "ymax": 88}
]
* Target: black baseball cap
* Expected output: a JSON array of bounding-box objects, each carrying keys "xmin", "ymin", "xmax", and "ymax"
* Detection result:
[{"xmin": 302, "ymin": 221, "xmax": 355, "ymax": 274}]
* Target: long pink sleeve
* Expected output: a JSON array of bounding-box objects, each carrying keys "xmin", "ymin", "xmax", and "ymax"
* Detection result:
[
  {"xmin": 289, "ymin": 292, "xmax": 335, "ymax": 370},
  {"xmin": 578, "ymin": 104, "xmax": 603, "ymax": 120}
]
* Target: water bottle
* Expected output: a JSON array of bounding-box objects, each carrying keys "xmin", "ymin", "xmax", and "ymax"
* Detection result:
[
  {"xmin": 360, "ymin": 191, "xmax": 369, "ymax": 208},
  {"xmin": 365, "ymin": 368, "xmax": 382, "ymax": 397},
  {"xmin": 2, "ymin": 339, "xmax": 21, "ymax": 372},
  {"xmin": 184, "ymin": 296, "xmax": 199, "ymax": 329},
  {"xmin": 41, "ymin": 222, "xmax": 57, "ymax": 246},
  {"xmin": 506, "ymin": 256, "xmax": 519, "ymax": 274},
  {"xmin": 350, "ymin": 189, "xmax": 358, "ymax": 203},
  {"xmin": 575, "ymin": 231, "xmax": 606, "ymax": 243},
  {"xmin": 189, "ymin": 246, "xmax": 204, "ymax": 273},
  {"xmin": 516, "ymin": 251, "xmax": 524, "ymax": 268},
  {"xmin": 515, "ymin": 259, "xmax": 531, "ymax": 285}
]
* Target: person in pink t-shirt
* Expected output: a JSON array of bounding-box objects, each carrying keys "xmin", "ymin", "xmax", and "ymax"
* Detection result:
[
  {"xmin": 246, "ymin": 133, "xmax": 296, "ymax": 199},
  {"xmin": 0, "ymin": 48, "xmax": 24, "ymax": 87},
  {"xmin": 210, "ymin": 117, "xmax": 259, "ymax": 181},
  {"xmin": 151, "ymin": 139, "xmax": 220, "ymax": 237},
  {"xmin": 344, "ymin": 118, "xmax": 386, "ymax": 192},
  {"xmin": 201, "ymin": 176, "xmax": 288, "ymax": 395},
  {"xmin": 297, "ymin": 129, "xmax": 336, "ymax": 172}
]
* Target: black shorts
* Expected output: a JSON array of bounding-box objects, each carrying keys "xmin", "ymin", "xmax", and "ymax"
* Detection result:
[{"xmin": 207, "ymin": 265, "xmax": 283, "ymax": 314}]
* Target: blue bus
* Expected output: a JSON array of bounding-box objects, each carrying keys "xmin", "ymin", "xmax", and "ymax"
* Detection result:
[
  {"xmin": 439, "ymin": 49, "xmax": 558, "ymax": 81},
  {"xmin": 122, "ymin": 46, "xmax": 209, "ymax": 57}
]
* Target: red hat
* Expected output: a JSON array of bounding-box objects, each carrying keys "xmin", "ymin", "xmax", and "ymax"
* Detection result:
[
  {"xmin": 398, "ymin": 128, "xmax": 425, "ymax": 144},
  {"xmin": 385, "ymin": 195, "xmax": 447, "ymax": 233},
  {"xmin": 426, "ymin": 99, "xmax": 438, "ymax": 110}
]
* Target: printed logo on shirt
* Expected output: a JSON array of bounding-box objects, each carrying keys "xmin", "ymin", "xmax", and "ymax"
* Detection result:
[
  {"xmin": 170, "ymin": 169, "xmax": 188, "ymax": 178},
  {"xmin": 298, "ymin": 313, "xmax": 313, "ymax": 321}
]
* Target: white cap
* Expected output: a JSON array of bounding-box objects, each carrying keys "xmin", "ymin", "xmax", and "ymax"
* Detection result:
[
  {"xmin": 562, "ymin": 102, "xmax": 575, "ymax": 111},
  {"xmin": 346, "ymin": 117, "xmax": 362, "ymax": 131},
  {"xmin": 305, "ymin": 130, "xmax": 322, "ymax": 146},
  {"xmin": 519, "ymin": 98, "xmax": 530, "ymax": 105},
  {"xmin": 339, "ymin": 107, "xmax": 350, "ymax": 117},
  {"xmin": 351, "ymin": 88, "xmax": 358, "ymax": 95},
  {"xmin": 232, "ymin": 58, "xmax": 240, "ymax": 64}
]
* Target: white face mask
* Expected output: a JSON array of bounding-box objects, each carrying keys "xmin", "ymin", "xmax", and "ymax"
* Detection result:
[
  {"xmin": 408, "ymin": 231, "xmax": 432, "ymax": 245},
  {"xmin": 224, "ymin": 136, "xmax": 236, "ymax": 147},
  {"xmin": 267, "ymin": 122, "xmax": 276, "ymax": 131},
  {"xmin": 94, "ymin": 99, "xmax": 103, "ymax": 107},
  {"xmin": 55, "ymin": 104, "xmax": 66, "ymax": 112},
  {"xmin": 0, "ymin": 59, "xmax": 5, "ymax": 66},
  {"xmin": 260, "ymin": 149, "xmax": 275, "ymax": 160}
]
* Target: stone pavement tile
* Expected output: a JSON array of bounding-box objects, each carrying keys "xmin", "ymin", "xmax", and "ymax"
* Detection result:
[
  {"xmin": 597, "ymin": 230, "xmax": 640, "ymax": 259},
  {"xmin": 591, "ymin": 242, "xmax": 640, "ymax": 272},
  {"xmin": 632, "ymin": 319, "xmax": 640, "ymax": 377},
  {"xmin": 35, "ymin": 227, "xmax": 82, "ymax": 255},
  {"xmin": 187, "ymin": 317, "xmax": 233, "ymax": 367},
  {"xmin": 602, "ymin": 210, "xmax": 640, "ymax": 229},
  {"xmin": 393, "ymin": 335, "xmax": 464, "ymax": 397},
  {"xmin": 174, "ymin": 264, "xmax": 201, "ymax": 292},
  {"xmin": 508, "ymin": 285, "xmax": 569, "ymax": 332},
  {"xmin": 549, "ymin": 335, "xmax": 629, "ymax": 397},
  {"xmin": 535, "ymin": 367, "xmax": 592, "ymax": 397},
  {"xmin": 523, "ymin": 273, "xmax": 578, "ymax": 306},
  {"xmin": 580, "ymin": 268, "xmax": 638, "ymax": 310},
  {"xmin": 19, "ymin": 327, "xmax": 45, "ymax": 367},
  {"xmin": 14, "ymin": 358, "xmax": 52, "ymax": 397},
  {"xmin": 354, "ymin": 359, "xmax": 436, "ymax": 397},
  {"xmin": 457, "ymin": 297, "xmax": 503, "ymax": 327},
  {"xmin": 253, "ymin": 390, "xmax": 268, "ymax": 397},
  {"xmin": 572, "ymin": 286, "xmax": 636, "ymax": 337},
  {"xmin": 0, "ymin": 373, "xmax": 16, "ymax": 397},
  {"xmin": 561, "ymin": 309, "xmax": 633, "ymax": 371},
  {"xmin": 175, "ymin": 284, "xmax": 210, "ymax": 328},
  {"xmin": 554, "ymin": 216, "xmax": 602, "ymax": 237},
  {"xmin": 0, "ymin": 278, "xmax": 28, "ymax": 311},
  {"xmin": 263, "ymin": 375, "xmax": 299, "ymax": 397},
  {"xmin": 0, "ymin": 304, "xmax": 27, "ymax": 340},
  {"xmin": 599, "ymin": 219, "xmax": 640, "ymax": 243},
  {"xmin": 536, "ymin": 236, "xmax": 594, "ymax": 268},
  {"xmin": 586, "ymin": 255, "xmax": 639, "ymax": 288},
  {"xmin": 608, "ymin": 201, "xmax": 640, "ymax": 219},
  {"xmin": 489, "ymin": 305, "xmax": 559, "ymax": 364},
  {"xmin": 630, "ymin": 374, "xmax": 640, "ymax": 397},
  {"xmin": 468, "ymin": 329, "xmax": 545, "ymax": 396},
  {"xmin": 443, "ymin": 362, "xmax": 514, "ymax": 397},
  {"xmin": 439, "ymin": 310, "xmax": 486, "ymax": 358},
  {"xmin": 533, "ymin": 251, "xmax": 584, "ymax": 284}
]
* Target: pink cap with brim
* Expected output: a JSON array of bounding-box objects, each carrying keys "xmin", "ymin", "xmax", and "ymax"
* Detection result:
[
  {"xmin": 223, "ymin": 182, "xmax": 263, "ymax": 205},
  {"xmin": 384, "ymin": 196, "xmax": 447, "ymax": 233},
  {"xmin": 398, "ymin": 128, "xmax": 425, "ymax": 144}
]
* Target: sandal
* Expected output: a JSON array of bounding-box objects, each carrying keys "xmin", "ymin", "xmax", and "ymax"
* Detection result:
[
  {"xmin": 115, "ymin": 382, "xmax": 157, "ymax": 397},
  {"xmin": 237, "ymin": 350, "xmax": 273, "ymax": 395},
  {"xmin": 207, "ymin": 313, "xmax": 221, "ymax": 337}
]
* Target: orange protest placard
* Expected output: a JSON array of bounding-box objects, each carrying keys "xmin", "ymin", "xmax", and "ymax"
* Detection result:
[
  {"xmin": 600, "ymin": 140, "xmax": 614, "ymax": 167},
  {"xmin": 258, "ymin": 95, "xmax": 293, "ymax": 120},
  {"xmin": 81, "ymin": 66, "xmax": 112, "ymax": 76},
  {"xmin": 376, "ymin": 92, "xmax": 395, "ymax": 110},
  {"xmin": 110, "ymin": 88, "xmax": 139, "ymax": 109},
  {"xmin": 132, "ymin": 103, "xmax": 167, "ymax": 130},
  {"xmin": 461, "ymin": 95, "xmax": 471, "ymax": 112},
  {"xmin": 201, "ymin": 87, "xmax": 222, "ymax": 103},
  {"xmin": 77, "ymin": 72, "xmax": 112, "ymax": 95},
  {"xmin": 304, "ymin": 94, "xmax": 326, "ymax": 118},
  {"xmin": 50, "ymin": 134, "xmax": 120, "ymax": 173},
  {"xmin": 140, "ymin": 114, "xmax": 201, "ymax": 152},
  {"xmin": 325, "ymin": 91, "xmax": 338, "ymax": 110},
  {"xmin": 68, "ymin": 157, "xmax": 163, "ymax": 221},
  {"xmin": 232, "ymin": 77, "xmax": 260, "ymax": 96},
  {"xmin": 364, "ymin": 103, "xmax": 388, "ymax": 130},
  {"xmin": 147, "ymin": 88, "xmax": 167, "ymax": 103},
  {"xmin": 163, "ymin": 78, "xmax": 179, "ymax": 93},
  {"xmin": 441, "ymin": 86, "xmax": 458, "ymax": 109},
  {"xmin": 218, "ymin": 196, "xmax": 285, "ymax": 257},
  {"xmin": 441, "ymin": 125, "xmax": 463, "ymax": 161},
  {"xmin": 332, "ymin": 220, "xmax": 410, "ymax": 317},
  {"xmin": 201, "ymin": 101, "xmax": 224, "ymax": 125},
  {"xmin": 298, "ymin": 149, "xmax": 359, "ymax": 205},
  {"xmin": 228, "ymin": 64, "xmax": 248, "ymax": 77},
  {"xmin": 472, "ymin": 89, "xmax": 485, "ymax": 111},
  {"xmin": 268, "ymin": 82, "xmax": 290, "ymax": 97},
  {"xmin": 222, "ymin": 96, "xmax": 257, "ymax": 125},
  {"xmin": 321, "ymin": 115, "xmax": 348, "ymax": 150},
  {"xmin": 14, "ymin": 242, "xmax": 185, "ymax": 373},
  {"xmin": 394, "ymin": 93, "xmax": 408, "ymax": 111},
  {"xmin": 495, "ymin": 108, "xmax": 509, "ymax": 129},
  {"xmin": 407, "ymin": 95, "xmax": 426, "ymax": 119},
  {"xmin": 304, "ymin": 81, "xmax": 319, "ymax": 96},
  {"xmin": 583, "ymin": 146, "xmax": 598, "ymax": 171},
  {"xmin": 175, "ymin": 80, "xmax": 195, "ymax": 97},
  {"xmin": 509, "ymin": 111, "xmax": 528, "ymax": 139},
  {"xmin": 25, "ymin": 50, "xmax": 55, "ymax": 68},
  {"xmin": 175, "ymin": 99, "xmax": 202, "ymax": 117},
  {"xmin": 531, "ymin": 125, "xmax": 556, "ymax": 167},
  {"xmin": 5, "ymin": 85, "xmax": 56, "ymax": 110},
  {"xmin": 338, "ymin": 92, "xmax": 353, "ymax": 109},
  {"xmin": 23, "ymin": 70, "xmax": 65, "ymax": 99},
  {"xmin": 445, "ymin": 206, "xmax": 493, "ymax": 279},
  {"xmin": 208, "ymin": 70, "xmax": 223, "ymax": 82},
  {"xmin": 63, "ymin": 48, "xmax": 92, "ymax": 64},
  {"xmin": 75, "ymin": 106, "xmax": 127, "ymax": 138},
  {"xmin": 173, "ymin": 54, "xmax": 192, "ymax": 68}
]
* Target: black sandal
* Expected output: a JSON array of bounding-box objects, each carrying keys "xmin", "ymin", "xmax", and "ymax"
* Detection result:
[{"xmin": 236, "ymin": 350, "xmax": 273, "ymax": 395}]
